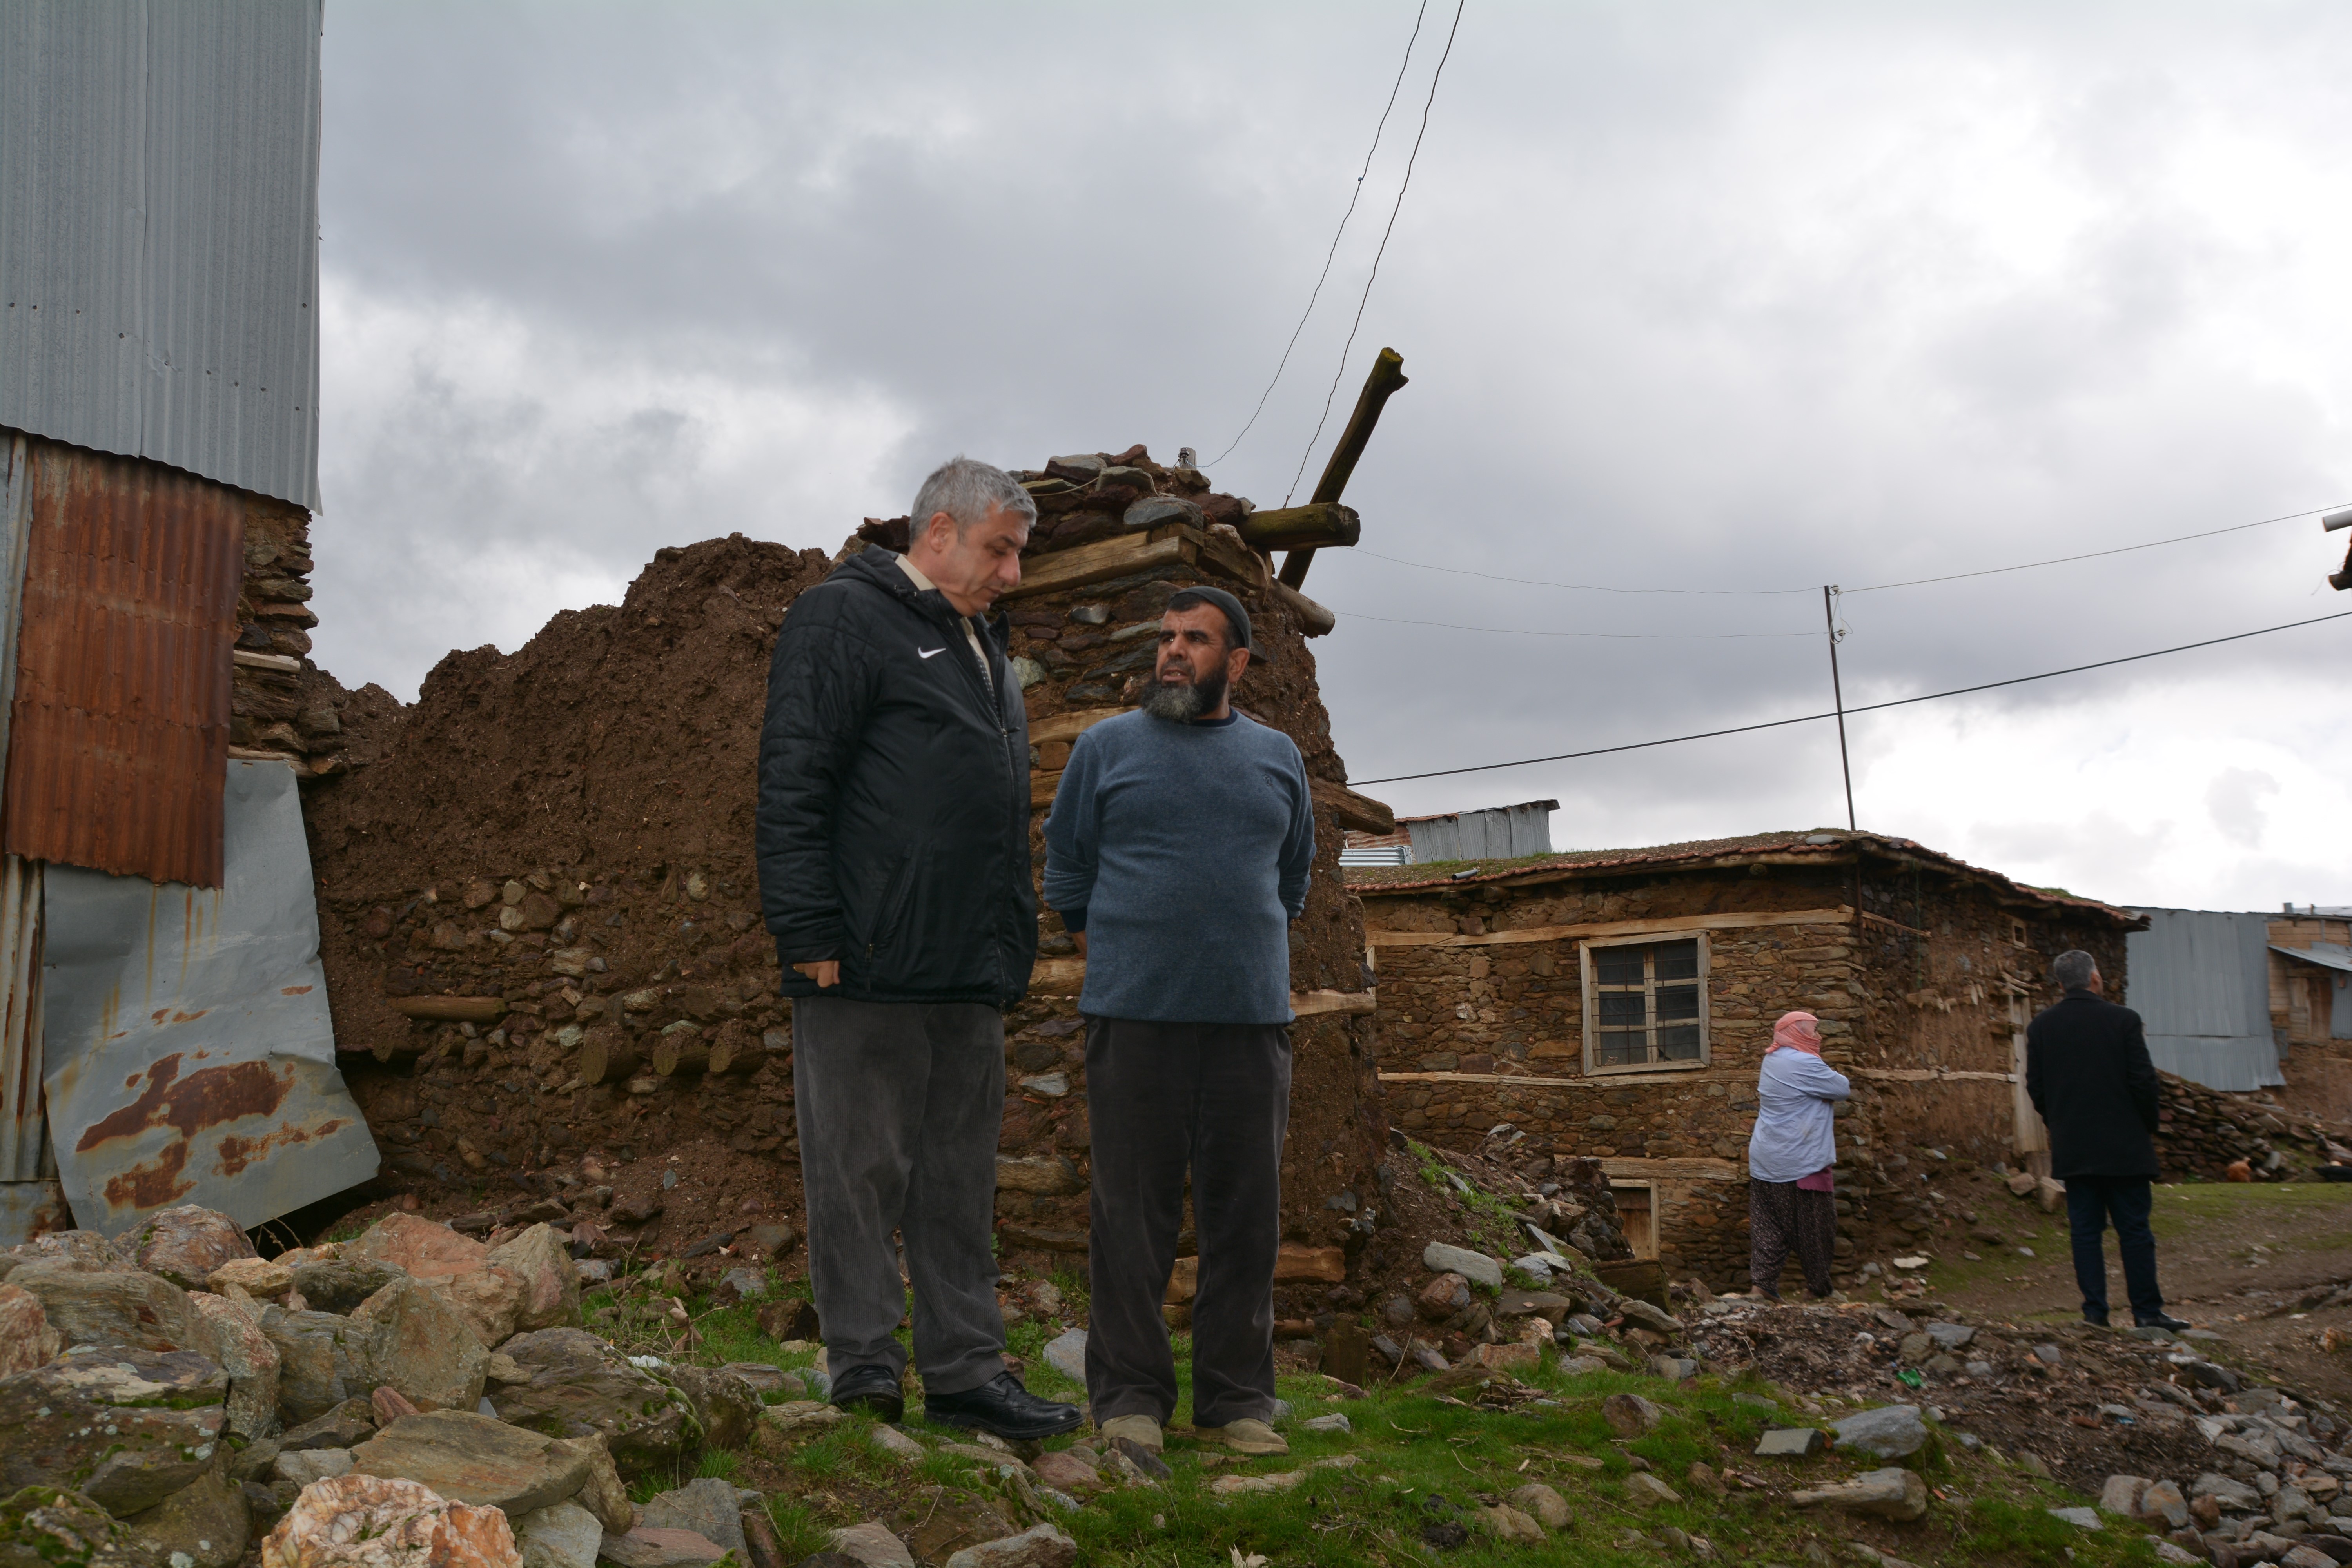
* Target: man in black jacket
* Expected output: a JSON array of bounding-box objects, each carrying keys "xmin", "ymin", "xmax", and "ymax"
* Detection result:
[
  {"xmin": 2025, "ymin": 949, "xmax": 2190, "ymax": 1330},
  {"xmin": 757, "ymin": 455, "xmax": 1077, "ymax": 1439}
]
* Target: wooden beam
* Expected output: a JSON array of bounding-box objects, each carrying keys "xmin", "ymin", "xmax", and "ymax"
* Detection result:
[
  {"xmin": 1282, "ymin": 348, "xmax": 1407, "ymax": 589},
  {"xmin": 1599, "ymin": 1158, "xmax": 1741, "ymax": 1181},
  {"xmin": 1006, "ymin": 527, "xmax": 1194, "ymax": 599},
  {"xmin": 1027, "ymin": 956, "xmax": 1374, "ymax": 1022},
  {"xmin": 1270, "ymin": 580, "xmax": 1336, "ymax": 637},
  {"xmin": 1240, "ymin": 503, "xmax": 1361, "ymax": 552},
  {"xmin": 1312, "ymin": 779, "xmax": 1395, "ymax": 835},
  {"xmin": 1366, "ymin": 906, "xmax": 1854, "ymax": 949}
]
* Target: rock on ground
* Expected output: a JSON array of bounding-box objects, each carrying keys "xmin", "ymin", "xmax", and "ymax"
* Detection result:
[
  {"xmin": 0, "ymin": 1232, "xmax": 129, "ymax": 1274},
  {"xmin": 1474, "ymin": 1504, "xmax": 1545, "ymax": 1542},
  {"xmin": 349, "ymin": 1277, "xmax": 490, "ymax": 1414},
  {"xmin": 276, "ymin": 1452, "xmax": 356, "ymax": 1488},
  {"xmin": 0, "ymin": 1485, "xmax": 163, "ymax": 1568},
  {"xmin": 653, "ymin": 1368, "xmax": 756, "ymax": 1452},
  {"xmin": 1792, "ymin": 1468, "xmax": 1929, "ymax": 1523},
  {"xmin": 488, "ymin": 1331, "xmax": 697, "ymax": 1478},
  {"xmin": 1829, "ymin": 1405, "xmax": 1928, "ymax": 1460},
  {"xmin": 344, "ymin": 1217, "xmax": 524, "ymax": 1350},
  {"xmin": 553, "ymin": 1437, "xmax": 636, "ymax": 1536},
  {"xmin": 1420, "ymin": 1244, "xmax": 1503, "ymax": 1292},
  {"xmin": 187, "ymin": 1291, "xmax": 283, "ymax": 1440},
  {"xmin": 941, "ymin": 1524, "xmax": 1078, "ymax": 1568},
  {"xmin": 1624, "ymin": 1474, "xmax": 1681, "ymax": 1507},
  {"xmin": 1040, "ymin": 1330, "xmax": 1086, "ymax": 1383},
  {"xmin": 261, "ymin": 1309, "xmax": 370, "ymax": 1427},
  {"xmin": 511, "ymin": 1501, "xmax": 603, "ymax": 1568},
  {"xmin": 259, "ymin": 1472, "xmax": 519, "ymax": 1568},
  {"xmin": 349, "ymin": 1411, "xmax": 592, "ymax": 1515},
  {"xmin": 866, "ymin": 1427, "xmax": 926, "ymax": 1465},
  {"xmin": 129, "ymin": 1207, "xmax": 257, "ymax": 1291},
  {"xmin": 6, "ymin": 1268, "xmax": 218, "ymax": 1361},
  {"xmin": 282, "ymin": 1400, "xmax": 377, "ymax": 1453},
  {"xmin": 0, "ymin": 1285, "xmax": 61, "ymax": 1375},
  {"xmin": 1756, "ymin": 1428, "xmax": 1826, "ymax": 1458},
  {"xmin": 1603, "ymin": 1394, "xmax": 1663, "ymax": 1437},
  {"xmin": 828, "ymin": 1523, "xmax": 915, "ymax": 1568},
  {"xmin": 1506, "ymin": 1484, "xmax": 1570, "ymax": 1529},
  {"xmin": 594, "ymin": 1527, "xmax": 728, "ymax": 1568},
  {"xmin": 636, "ymin": 1480, "xmax": 746, "ymax": 1561},
  {"xmin": 0, "ymin": 1348, "xmax": 229, "ymax": 1515},
  {"xmin": 120, "ymin": 1457, "xmax": 247, "ymax": 1568},
  {"xmin": 485, "ymin": 1227, "xmax": 579, "ymax": 1335}
]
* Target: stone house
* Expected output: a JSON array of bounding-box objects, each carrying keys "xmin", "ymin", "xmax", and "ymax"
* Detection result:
[{"xmin": 1348, "ymin": 829, "xmax": 2144, "ymax": 1289}]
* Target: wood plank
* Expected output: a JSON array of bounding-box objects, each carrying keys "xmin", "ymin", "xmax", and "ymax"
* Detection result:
[
  {"xmin": 1193, "ymin": 525, "xmax": 1272, "ymax": 590},
  {"xmin": 1312, "ymin": 779, "xmax": 1395, "ymax": 835},
  {"xmin": 1380, "ymin": 1070, "xmax": 1745, "ymax": 1088},
  {"xmin": 1292, "ymin": 989, "xmax": 1377, "ymax": 1018},
  {"xmin": 1005, "ymin": 528, "xmax": 1194, "ymax": 600},
  {"xmin": 1366, "ymin": 907, "xmax": 1854, "ymax": 949},
  {"xmin": 1598, "ymin": 1157, "xmax": 1741, "ymax": 1181},
  {"xmin": 1028, "ymin": 706, "xmax": 1129, "ymax": 746},
  {"xmin": 1239, "ymin": 503, "xmax": 1360, "ymax": 551}
]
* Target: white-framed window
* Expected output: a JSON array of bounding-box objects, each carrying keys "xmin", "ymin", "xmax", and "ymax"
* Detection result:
[{"xmin": 1580, "ymin": 931, "xmax": 1710, "ymax": 1074}]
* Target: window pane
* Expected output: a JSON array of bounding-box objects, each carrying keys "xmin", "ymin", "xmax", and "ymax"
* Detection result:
[
  {"xmin": 1597, "ymin": 1030, "xmax": 1643, "ymax": 1066},
  {"xmin": 1654, "ymin": 984, "xmax": 1700, "ymax": 1023},
  {"xmin": 1598, "ymin": 993, "xmax": 1646, "ymax": 1027},
  {"xmin": 1653, "ymin": 941, "xmax": 1700, "ymax": 982},
  {"xmin": 1656, "ymin": 1025, "xmax": 1703, "ymax": 1060},
  {"xmin": 1595, "ymin": 949, "xmax": 1645, "ymax": 986}
]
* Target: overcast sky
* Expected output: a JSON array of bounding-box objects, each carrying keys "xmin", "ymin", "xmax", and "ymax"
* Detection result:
[{"xmin": 311, "ymin": 2, "xmax": 2352, "ymax": 914}]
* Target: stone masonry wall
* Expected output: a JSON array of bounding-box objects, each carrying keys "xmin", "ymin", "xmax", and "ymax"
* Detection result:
[{"xmin": 232, "ymin": 491, "xmax": 351, "ymax": 780}]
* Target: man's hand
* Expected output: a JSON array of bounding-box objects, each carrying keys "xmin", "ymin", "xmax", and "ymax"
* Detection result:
[
  {"xmin": 1073, "ymin": 933, "xmax": 1087, "ymax": 959},
  {"xmin": 793, "ymin": 960, "xmax": 840, "ymax": 989}
]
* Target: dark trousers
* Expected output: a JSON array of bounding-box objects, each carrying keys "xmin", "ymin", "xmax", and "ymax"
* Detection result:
[
  {"xmin": 1083, "ymin": 1016, "xmax": 1291, "ymax": 1429},
  {"xmin": 792, "ymin": 994, "xmax": 1007, "ymax": 1395},
  {"xmin": 1748, "ymin": 1179, "xmax": 1837, "ymax": 1298},
  {"xmin": 2064, "ymin": 1174, "xmax": 2164, "ymax": 1323}
]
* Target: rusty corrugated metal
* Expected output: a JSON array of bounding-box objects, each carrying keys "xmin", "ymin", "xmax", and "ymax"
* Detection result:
[
  {"xmin": 2, "ymin": 438, "xmax": 240, "ymax": 887},
  {"xmin": 44, "ymin": 759, "xmax": 376, "ymax": 1236}
]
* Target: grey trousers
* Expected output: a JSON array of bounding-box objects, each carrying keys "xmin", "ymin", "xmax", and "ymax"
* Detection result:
[
  {"xmin": 792, "ymin": 994, "xmax": 1007, "ymax": 1395},
  {"xmin": 1083, "ymin": 1016, "xmax": 1291, "ymax": 1429}
]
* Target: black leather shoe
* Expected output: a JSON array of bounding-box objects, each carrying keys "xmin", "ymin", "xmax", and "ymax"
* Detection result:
[
  {"xmin": 2136, "ymin": 1311, "xmax": 2192, "ymax": 1332},
  {"xmin": 923, "ymin": 1371, "xmax": 1082, "ymax": 1441},
  {"xmin": 2082, "ymin": 1310, "xmax": 2109, "ymax": 1328},
  {"xmin": 829, "ymin": 1363, "xmax": 904, "ymax": 1421}
]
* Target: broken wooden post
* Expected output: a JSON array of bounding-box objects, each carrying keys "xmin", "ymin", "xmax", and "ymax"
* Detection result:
[{"xmin": 1281, "ymin": 347, "xmax": 1408, "ymax": 589}]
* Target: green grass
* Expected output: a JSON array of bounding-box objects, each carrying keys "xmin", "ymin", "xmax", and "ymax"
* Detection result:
[{"xmin": 1408, "ymin": 1139, "xmax": 1526, "ymax": 1264}]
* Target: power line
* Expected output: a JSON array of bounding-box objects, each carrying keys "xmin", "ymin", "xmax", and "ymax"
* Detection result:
[
  {"xmin": 1350, "ymin": 607, "xmax": 2352, "ymax": 785},
  {"xmin": 1337, "ymin": 609, "xmax": 1813, "ymax": 640},
  {"xmin": 1346, "ymin": 499, "xmax": 2350, "ymax": 601},
  {"xmin": 1284, "ymin": 0, "xmax": 1468, "ymax": 506},
  {"xmin": 1205, "ymin": 1, "xmax": 1430, "ymax": 470}
]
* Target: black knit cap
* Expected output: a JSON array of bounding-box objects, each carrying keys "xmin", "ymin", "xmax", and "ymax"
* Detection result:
[{"xmin": 1163, "ymin": 584, "xmax": 1266, "ymax": 662}]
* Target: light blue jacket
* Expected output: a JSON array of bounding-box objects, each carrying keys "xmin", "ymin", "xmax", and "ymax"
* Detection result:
[{"xmin": 1748, "ymin": 1048, "xmax": 1851, "ymax": 1184}]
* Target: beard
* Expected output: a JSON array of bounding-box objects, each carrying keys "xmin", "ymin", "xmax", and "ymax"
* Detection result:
[{"xmin": 1141, "ymin": 660, "xmax": 1229, "ymax": 722}]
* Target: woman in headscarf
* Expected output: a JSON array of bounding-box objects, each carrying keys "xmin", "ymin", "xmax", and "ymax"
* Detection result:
[{"xmin": 1747, "ymin": 1010, "xmax": 1851, "ymax": 1300}]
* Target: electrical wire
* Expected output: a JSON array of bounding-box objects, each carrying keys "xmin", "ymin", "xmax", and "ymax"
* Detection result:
[
  {"xmin": 1283, "ymin": 0, "xmax": 1468, "ymax": 506},
  {"xmin": 1350, "ymin": 607, "xmax": 2352, "ymax": 785},
  {"xmin": 1345, "ymin": 499, "xmax": 2351, "ymax": 601},
  {"xmin": 1336, "ymin": 609, "xmax": 1814, "ymax": 639},
  {"xmin": 1204, "ymin": 0, "xmax": 1430, "ymax": 470}
]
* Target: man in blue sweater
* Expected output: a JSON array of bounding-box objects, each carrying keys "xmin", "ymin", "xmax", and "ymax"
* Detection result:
[{"xmin": 1043, "ymin": 584, "xmax": 1315, "ymax": 1462}]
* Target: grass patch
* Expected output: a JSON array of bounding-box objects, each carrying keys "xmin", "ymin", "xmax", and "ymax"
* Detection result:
[{"xmin": 1408, "ymin": 1139, "xmax": 1525, "ymax": 1262}]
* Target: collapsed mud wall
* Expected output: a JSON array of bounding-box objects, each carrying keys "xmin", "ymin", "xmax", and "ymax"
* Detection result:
[{"xmin": 298, "ymin": 450, "xmax": 1391, "ymax": 1306}]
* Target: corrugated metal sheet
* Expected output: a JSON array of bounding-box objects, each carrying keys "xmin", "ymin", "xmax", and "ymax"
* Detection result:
[
  {"xmin": 42, "ymin": 759, "xmax": 375, "ymax": 1237},
  {"xmin": 1405, "ymin": 801, "xmax": 1557, "ymax": 864},
  {"xmin": 0, "ymin": 0, "xmax": 323, "ymax": 510},
  {"xmin": 2127, "ymin": 908, "xmax": 2286, "ymax": 1091},
  {"xmin": 0, "ymin": 1178, "xmax": 71, "ymax": 1245},
  {"xmin": 0, "ymin": 857, "xmax": 45, "ymax": 1182},
  {"xmin": 2, "ymin": 438, "xmax": 240, "ymax": 886},
  {"xmin": 2274, "ymin": 944, "xmax": 2352, "ymax": 973}
]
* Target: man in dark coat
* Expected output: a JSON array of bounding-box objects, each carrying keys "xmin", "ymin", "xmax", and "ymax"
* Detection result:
[
  {"xmin": 757, "ymin": 455, "xmax": 1078, "ymax": 1439},
  {"xmin": 2025, "ymin": 949, "xmax": 2190, "ymax": 1330}
]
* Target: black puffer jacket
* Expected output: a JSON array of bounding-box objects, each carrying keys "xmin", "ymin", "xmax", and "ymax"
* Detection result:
[{"xmin": 757, "ymin": 548, "xmax": 1036, "ymax": 1006}]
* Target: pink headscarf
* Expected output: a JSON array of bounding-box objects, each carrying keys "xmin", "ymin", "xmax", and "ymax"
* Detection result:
[{"xmin": 1767, "ymin": 1011, "xmax": 1823, "ymax": 1057}]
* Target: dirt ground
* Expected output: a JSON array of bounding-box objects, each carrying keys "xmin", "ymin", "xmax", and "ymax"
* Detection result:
[{"xmin": 1932, "ymin": 1179, "xmax": 2352, "ymax": 1403}]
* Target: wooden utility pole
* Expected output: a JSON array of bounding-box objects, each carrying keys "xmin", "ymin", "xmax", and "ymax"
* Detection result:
[
  {"xmin": 1823, "ymin": 586, "xmax": 1856, "ymax": 831},
  {"xmin": 1280, "ymin": 348, "xmax": 1409, "ymax": 589}
]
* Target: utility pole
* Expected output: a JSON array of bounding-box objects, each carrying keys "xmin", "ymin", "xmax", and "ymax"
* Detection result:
[{"xmin": 1823, "ymin": 585, "xmax": 1855, "ymax": 831}]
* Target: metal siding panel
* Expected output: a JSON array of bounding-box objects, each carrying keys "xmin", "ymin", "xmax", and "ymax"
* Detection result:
[
  {"xmin": 0, "ymin": 0, "xmax": 321, "ymax": 509},
  {"xmin": 2, "ymin": 441, "xmax": 238, "ymax": 886},
  {"xmin": 2125, "ymin": 908, "xmax": 2284, "ymax": 1091},
  {"xmin": 0, "ymin": 857, "xmax": 44, "ymax": 1181},
  {"xmin": 41, "ymin": 760, "xmax": 374, "ymax": 1236},
  {"xmin": 2146, "ymin": 1033, "xmax": 2286, "ymax": 1094}
]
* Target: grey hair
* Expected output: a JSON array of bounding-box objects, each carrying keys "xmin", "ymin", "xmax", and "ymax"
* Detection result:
[
  {"xmin": 2052, "ymin": 949, "xmax": 2099, "ymax": 989},
  {"xmin": 909, "ymin": 456, "xmax": 1036, "ymax": 547}
]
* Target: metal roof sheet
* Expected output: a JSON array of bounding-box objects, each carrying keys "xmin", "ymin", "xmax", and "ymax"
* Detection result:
[
  {"xmin": 1, "ymin": 438, "xmax": 240, "ymax": 886},
  {"xmin": 0, "ymin": 0, "xmax": 323, "ymax": 509},
  {"xmin": 2273, "ymin": 944, "xmax": 2352, "ymax": 974},
  {"xmin": 42, "ymin": 759, "xmax": 375, "ymax": 1236}
]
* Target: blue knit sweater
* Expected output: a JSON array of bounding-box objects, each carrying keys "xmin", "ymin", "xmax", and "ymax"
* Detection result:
[{"xmin": 1041, "ymin": 709, "xmax": 1315, "ymax": 1024}]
